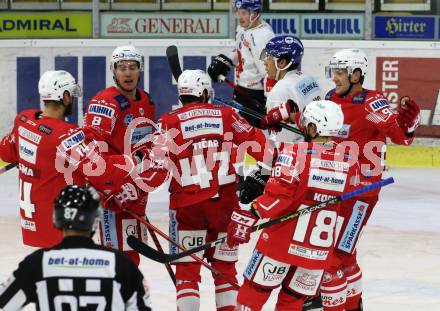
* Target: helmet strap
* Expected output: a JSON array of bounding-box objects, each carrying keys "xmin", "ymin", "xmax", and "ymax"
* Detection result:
[
  {"xmin": 246, "ymin": 11, "xmax": 261, "ymax": 29},
  {"xmin": 274, "ymin": 59, "xmax": 292, "ymax": 81}
]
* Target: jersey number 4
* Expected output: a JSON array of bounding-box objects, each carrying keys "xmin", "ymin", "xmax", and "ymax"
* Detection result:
[
  {"xmin": 179, "ymin": 151, "xmax": 235, "ymax": 189},
  {"xmin": 19, "ymin": 178, "xmax": 35, "ymax": 219}
]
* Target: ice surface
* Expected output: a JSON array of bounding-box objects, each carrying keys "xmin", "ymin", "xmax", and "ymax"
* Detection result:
[{"xmin": 0, "ymin": 168, "xmax": 439, "ymax": 310}]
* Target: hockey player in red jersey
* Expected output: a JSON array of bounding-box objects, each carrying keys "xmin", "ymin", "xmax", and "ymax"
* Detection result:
[
  {"xmin": 313, "ymin": 49, "xmax": 421, "ymax": 311},
  {"xmin": 83, "ymin": 45, "xmax": 156, "ymax": 265},
  {"xmin": 151, "ymin": 69, "xmax": 269, "ymax": 311},
  {"xmin": 0, "ymin": 70, "xmax": 141, "ymax": 248},
  {"xmin": 227, "ymin": 100, "xmax": 359, "ymax": 311}
]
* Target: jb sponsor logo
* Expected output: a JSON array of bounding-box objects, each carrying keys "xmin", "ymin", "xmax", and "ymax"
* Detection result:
[{"xmin": 262, "ymin": 263, "xmax": 286, "ymax": 282}]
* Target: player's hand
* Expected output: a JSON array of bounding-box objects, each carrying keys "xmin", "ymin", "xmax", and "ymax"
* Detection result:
[
  {"xmin": 238, "ymin": 166, "xmax": 269, "ymax": 204},
  {"xmin": 226, "ymin": 209, "xmax": 258, "ymax": 247},
  {"xmin": 397, "ymin": 96, "xmax": 421, "ymax": 134},
  {"xmin": 208, "ymin": 54, "xmax": 234, "ymax": 82},
  {"xmin": 261, "ymin": 100, "xmax": 298, "ymax": 129}
]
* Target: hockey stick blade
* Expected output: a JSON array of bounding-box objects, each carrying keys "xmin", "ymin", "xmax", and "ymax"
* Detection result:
[
  {"xmin": 0, "ymin": 162, "xmax": 18, "ymax": 175},
  {"xmin": 166, "ymin": 45, "xmax": 182, "ymax": 82},
  {"xmin": 127, "ymin": 235, "xmax": 171, "ymax": 263},
  {"xmin": 136, "ymin": 178, "xmax": 394, "ymax": 263},
  {"xmin": 128, "ymin": 234, "xmax": 227, "ymax": 264}
]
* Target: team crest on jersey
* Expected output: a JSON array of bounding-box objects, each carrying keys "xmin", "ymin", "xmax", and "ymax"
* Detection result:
[
  {"xmin": 124, "ymin": 114, "xmax": 134, "ymax": 125},
  {"xmin": 352, "ymin": 91, "xmax": 368, "ymax": 104},
  {"xmin": 114, "ymin": 94, "xmax": 130, "ymax": 110},
  {"xmin": 88, "ymin": 104, "xmax": 115, "ymax": 118}
]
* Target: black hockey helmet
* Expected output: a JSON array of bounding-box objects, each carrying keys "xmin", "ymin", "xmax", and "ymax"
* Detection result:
[{"xmin": 53, "ymin": 185, "xmax": 101, "ymax": 231}]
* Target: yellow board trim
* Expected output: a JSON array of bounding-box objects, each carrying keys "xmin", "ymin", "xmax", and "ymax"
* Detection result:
[
  {"xmin": 245, "ymin": 146, "xmax": 440, "ymax": 168},
  {"xmin": 386, "ymin": 146, "xmax": 440, "ymax": 167}
]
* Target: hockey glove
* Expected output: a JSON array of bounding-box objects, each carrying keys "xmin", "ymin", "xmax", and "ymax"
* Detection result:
[
  {"xmin": 397, "ymin": 96, "xmax": 421, "ymax": 134},
  {"xmin": 238, "ymin": 166, "xmax": 270, "ymax": 205},
  {"xmin": 234, "ymin": 87, "xmax": 267, "ymax": 128},
  {"xmin": 227, "ymin": 209, "xmax": 259, "ymax": 247},
  {"xmin": 208, "ymin": 54, "xmax": 234, "ymax": 82},
  {"xmin": 260, "ymin": 100, "xmax": 299, "ymax": 130}
]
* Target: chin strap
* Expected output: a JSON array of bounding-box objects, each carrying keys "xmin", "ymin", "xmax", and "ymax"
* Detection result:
[
  {"xmin": 274, "ymin": 60, "xmax": 293, "ymax": 80},
  {"xmin": 245, "ymin": 12, "xmax": 261, "ymax": 30}
]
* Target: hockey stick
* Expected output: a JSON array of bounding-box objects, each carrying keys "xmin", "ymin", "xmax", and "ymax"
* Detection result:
[
  {"xmin": 166, "ymin": 45, "xmax": 182, "ymax": 82},
  {"xmin": 166, "ymin": 45, "xmax": 296, "ymax": 134},
  {"xmin": 125, "ymin": 210, "xmax": 240, "ymax": 289},
  {"xmin": 213, "ymin": 96, "xmax": 305, "ymax": 136},
  {"xmin": 144, "ymin": 215, "xmax": 176, "ymax": 286},
  {"xmin": 0, "ymin": 162, "xmax": 18, "ymax": 175},
  {"xmin": 127, "ymin": 177, "xmax": 394, "ymax": 264}
]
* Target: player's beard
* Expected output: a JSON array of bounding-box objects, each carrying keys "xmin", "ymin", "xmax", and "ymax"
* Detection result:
[{"xmin": 64, "ymin": 101, "xmax": 73, "ymax": 117}]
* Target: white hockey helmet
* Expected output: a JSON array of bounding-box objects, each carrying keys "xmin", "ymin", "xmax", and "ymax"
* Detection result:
[
  {"xmin": 38, "ymin": 70, "xmax": 82, "ymax": 101},
  {"xmin": 177, "ymin": 69, "xmax": 213, "ymax": 99},
  {"xmin": 325, "ymin": 49, "xmax": 368, "ymax": 79},
  {"xmin": 301, "ymin": 100, "xmax": 344, "ymax": 137},
  {"xmin": 110, "ymin": 45, "xmax": 144, "ymax": 72}
]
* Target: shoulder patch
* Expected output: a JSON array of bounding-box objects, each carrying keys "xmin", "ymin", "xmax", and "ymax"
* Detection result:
[
  {"xmin": 19, "ymin": 115, "xmax": 28, "ymax": 123},
  {"xmin": 325, "ymin": 89, "xmax": 336, "ymax": 100},
  {"xmin": 114, "ymin": 94, "xmax": 130, "ymax": 111},
  {"xmin": 38, "ymin": 125, "xmax": 53, "ymax": 135},
  {"xmin": 352, "ymin": 91, "xmax": 369, "ymax": 104}
]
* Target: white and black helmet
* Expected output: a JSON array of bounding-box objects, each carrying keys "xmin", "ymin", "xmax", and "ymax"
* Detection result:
[
  {"xmin": 325, "ymin": 48, "xmax": 368, "ymax": 79},
  {"xmin": 38, "ymin": 70, "xmax": 82, "ymax": 101},
  {"xmin": 177, "ymin": 69, "xmax": 213, "ymax": 100},
  {"xmin": 110, "ymin": 45, "xmax": 144, "ymax": 72}
]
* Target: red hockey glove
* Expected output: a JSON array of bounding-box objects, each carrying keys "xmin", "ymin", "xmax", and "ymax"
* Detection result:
[
  {"xmin": 226, "ymin": 209, "xmax": 258, "ymax": 247},
  {"xmin": 397, "ymin": 96, "xmax": 421, "ymax": 134},
  {"xmin": 261, "ymin": 100, "xmax": 299, "ymax": 129}
]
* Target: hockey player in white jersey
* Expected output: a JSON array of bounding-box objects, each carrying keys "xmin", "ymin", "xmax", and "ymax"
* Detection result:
[
  {"xmin": 259, "ymin": 35, "xmax": 323, "ymax": 144},
  {"xmin": 208, "ymin": 0, "xmax": 274, "ymax": 127}
]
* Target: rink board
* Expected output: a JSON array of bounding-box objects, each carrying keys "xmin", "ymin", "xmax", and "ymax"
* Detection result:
[{"xmin": 0, "ymin": 39, "xmax": 439, "ymax": 167}]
